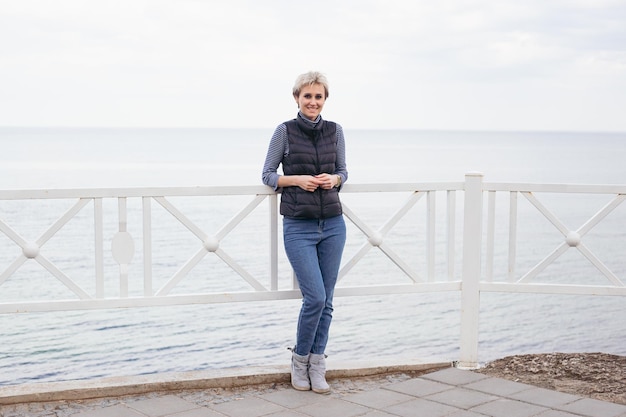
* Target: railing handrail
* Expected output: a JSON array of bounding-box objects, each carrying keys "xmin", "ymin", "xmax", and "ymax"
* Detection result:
[
  {"xmin": 0, "ymin": 181, "xmax": 468, "ymax": 199},
  {"xmin": 484, "ymin": 182, "xmax": 626, "ymax": 194}
]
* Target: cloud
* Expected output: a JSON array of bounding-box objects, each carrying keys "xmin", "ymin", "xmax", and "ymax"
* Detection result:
[{"xmin": 0, "ymin": 0, "xmax": 625, "ymax": 130}]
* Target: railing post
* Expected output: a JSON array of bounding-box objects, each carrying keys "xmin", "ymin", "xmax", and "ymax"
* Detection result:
[
  {"xmin": 269, "ymin": 193, "xmax": 279, "ymax": 291},
  {"xmin": 459, "ymin": 172, "xmax": 483, "ymax": 369},
  {"xmin": 143, "ymin": 197, "xmax": 153, "ymax": 296}
]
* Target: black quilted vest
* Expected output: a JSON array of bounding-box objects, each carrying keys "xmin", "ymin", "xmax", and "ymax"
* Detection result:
[{"xmin": 281, "ymin": 116, "xmax": 342, "ymax": 219}]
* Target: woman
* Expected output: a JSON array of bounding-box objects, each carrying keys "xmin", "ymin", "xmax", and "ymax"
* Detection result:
[{"xmin": 262, "ymin": 71, "xmax": 348, "ymax": 394}]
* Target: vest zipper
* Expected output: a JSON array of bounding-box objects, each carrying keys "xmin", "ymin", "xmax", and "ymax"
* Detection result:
[{"xmin": 314, "ymin": 139, "xmax": 325, "ymax": 218}]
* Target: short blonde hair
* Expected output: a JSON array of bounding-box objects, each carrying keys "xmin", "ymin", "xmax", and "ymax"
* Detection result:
[{"xmin": 292, "ymin": 71, "xmax": 329, "ymax": 99}]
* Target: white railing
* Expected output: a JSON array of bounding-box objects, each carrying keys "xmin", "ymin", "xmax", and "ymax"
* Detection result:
[{"xmin": 1, "ymin": 173, "xmax": 624, "ymax": 368}]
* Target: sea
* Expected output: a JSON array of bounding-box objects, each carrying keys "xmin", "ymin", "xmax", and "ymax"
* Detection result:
[{"xmin": 0, "ymin": 127, "xmax": 625, "ymax": 386}]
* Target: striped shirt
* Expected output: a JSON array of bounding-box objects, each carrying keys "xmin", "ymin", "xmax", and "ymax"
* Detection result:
[{"xmin": 261, "ymin": 113, "xmax": 348, "ymax": 190}]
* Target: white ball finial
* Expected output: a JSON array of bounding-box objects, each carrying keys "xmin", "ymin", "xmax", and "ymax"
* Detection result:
[
  {"xmin": 368, "ymin": 232, "xmax": 383, "ymax": 247},
  {"xmin": 566, "ymin": 231, "xmax": 581, "ymax": 247},
  {"xmin": 203, "ymin": 236, "xmax": 220, "ymax": 252},
  {"xmin": 23, "ymin": 243, "xmax": 40, "ymax": 259}
]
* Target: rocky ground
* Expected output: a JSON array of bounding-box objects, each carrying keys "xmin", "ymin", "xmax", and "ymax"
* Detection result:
[{"xmin": 476, "ymin": 352, "xmax": 626, "ymax": 405}]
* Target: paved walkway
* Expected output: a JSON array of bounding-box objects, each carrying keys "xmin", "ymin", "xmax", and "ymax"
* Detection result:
[{"xmin": 1, "ymin": 367, "xmax": 625, "ymax": 417}]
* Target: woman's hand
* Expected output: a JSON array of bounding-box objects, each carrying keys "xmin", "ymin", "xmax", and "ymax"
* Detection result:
[
  {"xmin": 297, "ymin": 175, "xmax": 323, "ymax": 192},
  {"xmin": 279, "ymin": 174, "xmax": 338, "ymax": 192},
  {"xmin": 315, "ymin": 173, "xmax": 339, "ymax": 190}
]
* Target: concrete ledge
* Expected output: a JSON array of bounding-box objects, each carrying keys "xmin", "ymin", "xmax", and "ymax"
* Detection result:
[{"xmin": 0, "ymin": 359, "xmax": 451, "ymax": 405}]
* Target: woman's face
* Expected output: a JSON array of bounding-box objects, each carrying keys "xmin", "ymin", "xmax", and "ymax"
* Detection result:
[{"xmin": 294, "ymin": 83, "xmax": 326, "ymax": 121}]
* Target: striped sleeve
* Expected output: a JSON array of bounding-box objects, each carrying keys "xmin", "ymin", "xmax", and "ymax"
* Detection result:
[
  {"xmin": 335, "ymin": 123, "xmax": 348, "ymax": 189},
  {"xmin": 261, "ymin": 124, "xmax": 287, "ymax": 190}
]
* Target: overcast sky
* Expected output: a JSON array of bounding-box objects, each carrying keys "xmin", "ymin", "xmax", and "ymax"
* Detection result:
[{"xmin": 1, "ymin": 0, "xmax": 625, "ymax": 131}]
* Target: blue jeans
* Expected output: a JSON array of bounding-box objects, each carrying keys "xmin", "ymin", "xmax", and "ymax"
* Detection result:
[{"xmin": 283, "ymin": 215, "xmax": 346, "ymax": 356}]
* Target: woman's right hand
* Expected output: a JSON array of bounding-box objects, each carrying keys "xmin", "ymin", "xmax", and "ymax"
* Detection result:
[
  {"xmin": 278, "ymin": 175, "xmax": 323, "ymax": 192},
  {"xmin": 296, "ymin": 175, "xmax": 323, "ymax": 192}
]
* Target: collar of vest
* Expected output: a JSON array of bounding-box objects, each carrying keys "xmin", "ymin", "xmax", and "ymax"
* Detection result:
[{"xmin": 296, "ymin": 113, "xmax": 324, "ymax": 136}]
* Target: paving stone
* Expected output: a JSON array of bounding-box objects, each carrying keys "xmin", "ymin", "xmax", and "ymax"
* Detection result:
[
  {"xmin": 359, "ymin": 411, "xmax": 400, "ymax": 417},
  {"xmin": 126, "ymin": 395, "xmax": 200, "ymax": 416},
  {"xmin": 383, "ymin": 398, "xmax": 461, "ymax": 417},
  {"xmin": 470, "ymin": 398, "xmax": 548, "ymax": 417},
  {"xmin": 71, "ymin": 404, "xmax": 147, "ymax": 417},
  {"xmin": 258, "ymin": 389, "xmax": 322, "ymax": 409},
  {"xmin": 425, "ymin": 386, "xmax": 498, "ymax": 409},
  {"xmin": 421, "ymin": 368, "xmax": 489, "ymax": 386},
  {"xmin": 385, "ymin": 377, "xmax": 454, "ymax": 397},
  {"xmin": 535, "ymin": 410, "xmax": 582, "ymax": 417},
  {"xmin": 464, "ymin": 376, "xmax": 534, "ymax": 396},
  {"xmin": 509, "ymin": 387, "xmax": 582, "ymax": 408},
  {"xmin": 447, "ymin": 410, "xmax": 493, "ymax": 417},
  {"xmin": 263, "ymin": 410, "xmax": 310, "ymax": 417},
  {"xmin": 209, "ymin": 396, "xmax": 286, "ymax": 417},
  {"xmin": 168, "ymin": 408, "xmax": 226, "ymax": 417},
  {"xmin": 557, "ymin": 397, "xmax": 626, "ymax": 417},
  {"xmin": 342, "ymin": 388, "xmax": 414, "ymax": 409},
  {"xmin": 295, "ymin": 397, "xmax": 370, "ymax": 417}
]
